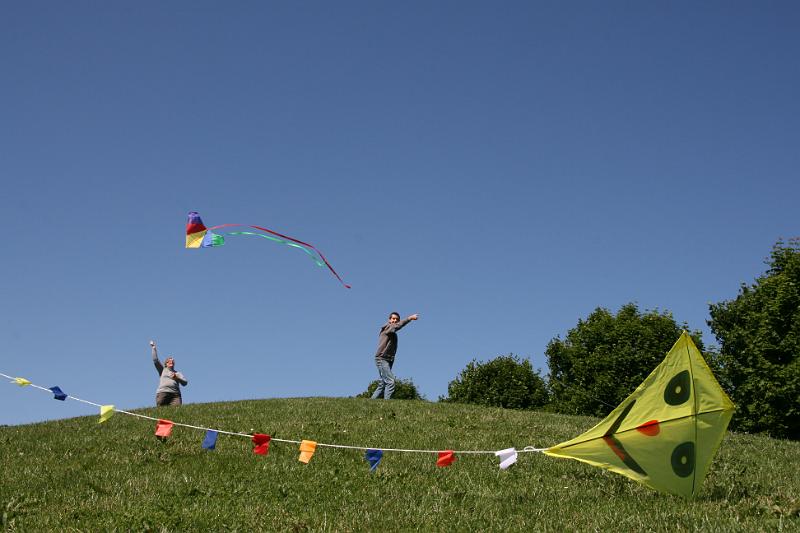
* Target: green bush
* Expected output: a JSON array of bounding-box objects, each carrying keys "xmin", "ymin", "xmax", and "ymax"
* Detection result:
[
  {"xmin": 442, "ymin": 354, "xmax": 548, "ymax": 409},
  {"xmin": 546, "ymin": 303, "xmax": 705, "ymax": 417},
  {"xmin": 708, "ymin": 239, "xmax": 800, "ymax": 440},
  {"xmin": 357, "ymin": 378, "xmax": 425, "ymax": 400}
]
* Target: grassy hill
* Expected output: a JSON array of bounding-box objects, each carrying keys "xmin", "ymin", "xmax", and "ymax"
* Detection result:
[{"xmin": 1, "ymin": 397, "xmax": 798, "ymax": 531}]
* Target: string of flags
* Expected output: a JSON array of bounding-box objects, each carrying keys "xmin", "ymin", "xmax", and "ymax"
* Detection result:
[
  {"xmin": 1, "ymin": 333, "xmax": 736, "ymax": 497},
  {"xmin": 1, "ymin": 371, "xmax": 533, "ymax": 471}
]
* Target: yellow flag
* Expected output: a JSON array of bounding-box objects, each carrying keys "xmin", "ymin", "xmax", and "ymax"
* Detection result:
[
  {"xmin": 99, "ymin": 405, "xmax": 115, "ymax": 424},
  {"xmin": 544, "ymin": 331, "xmax": 734, "ymax": 498},
  {"xmin": 298, "ymin": 440, "xmax": 317, "ymax": 464},
  {"xmin": 13, "ymin": 377, "xmax": 31, "ymax": 386}
]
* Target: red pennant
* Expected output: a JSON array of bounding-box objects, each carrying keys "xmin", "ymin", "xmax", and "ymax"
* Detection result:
[
  {"xmin": 252, "ymin": 433, "xmax": 271, "ymax": 455},
  {"xmin": 437, "ymin": 450, "xmax": 456, "ymax": 467},
  {"xmin": 155, "ymin": 419, "xmax": 174, "ymax": 438}
]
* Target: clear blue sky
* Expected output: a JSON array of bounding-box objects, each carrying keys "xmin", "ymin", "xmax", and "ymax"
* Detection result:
[{"xmin": 2, "ymin": 2, "xmax": 797, "ymax": 426}]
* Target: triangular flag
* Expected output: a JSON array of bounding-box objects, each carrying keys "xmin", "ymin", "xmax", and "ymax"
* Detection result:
[
  {"xmin": 437, "ymin": 450, "xmax": 456, "ymax": 467},
  {"xmin": 544, "ymin": 331, "xmax": 735, "ymax": 498},
  {"xmin": 155, "ymin": 419, "xmax": 174, "ymax": 439},
  {"xmin": 49, "ymin": 386, "xmax": 67, "ymax": 401},
  {"xmin": 99, "ymin": 405, "xmax": 115, "ymax": 423},
  {"xmin": 13, "ymin": 377, "xmax": 31, "ymax": 386},
  {"xmin": 365, "ymin": 449, "xmax": 383, "ymax": 472},
  {"xmin": 202, "ymin": 430, "xmax": 218, "ymax": 450},
  {"xmin": 299, "ymin": 440, "xmax": 317, "ymax": 463},
  {"xmin": 252, "ymin": 433, "xmax": 271, "ymax": 455},
  {"xmin": 495, "ymin": 448, "xmax": 518, "ymax": 470}
]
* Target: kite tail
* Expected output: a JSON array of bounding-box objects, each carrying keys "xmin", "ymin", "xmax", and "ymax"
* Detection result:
[
  {"xmin": 209, "ymin": 223, "xmax": 351, "ymax": 289},
  {"xmin": 226, "ymin": 232, "xmax": 325, "ymax": 267}
]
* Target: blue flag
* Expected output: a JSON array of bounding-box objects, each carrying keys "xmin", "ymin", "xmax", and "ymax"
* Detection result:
[
  {"xmin": 365, "ymin": 449, "xmax": 383, "ymax": 472},
  {"xmin": 202, "ymin": 430, "xmax": 218, "ymax": 450},
  {"xmin": 49, "ymin": 386, "xmax": 67, "ymax": 401}
]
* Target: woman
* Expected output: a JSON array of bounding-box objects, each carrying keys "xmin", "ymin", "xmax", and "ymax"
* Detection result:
[{"xmin": 150, "ymin": 340, "xmax": 188, "ymax": 406}]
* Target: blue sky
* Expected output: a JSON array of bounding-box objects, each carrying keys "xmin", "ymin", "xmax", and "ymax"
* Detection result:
[{"xmin": 2, "ymin": 1, "xmax": 797, "ymax": 426}]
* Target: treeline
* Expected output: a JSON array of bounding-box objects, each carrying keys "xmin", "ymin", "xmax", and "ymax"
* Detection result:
[{"xmin": 360, "ymin": 239, "xmax": 800, "ymax": 441}]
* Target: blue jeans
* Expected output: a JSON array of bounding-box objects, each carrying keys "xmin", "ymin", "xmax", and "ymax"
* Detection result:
[{"xmin": 371, "ymin": 359, "xmax": 395, "ymax": 400}]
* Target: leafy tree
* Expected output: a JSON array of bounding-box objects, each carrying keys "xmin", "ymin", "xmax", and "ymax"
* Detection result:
[
  {"xmin": 357, "ymin": 378, "xmax": 424, "ymax": 400},
  {"xmin": 442, "ymin": 354, "xmax": 548, "ymax": 409},
  {"xmin": 546, "ymin": 303, "xmax": 704, "ymax": 417},
  {"xmin": 708, "ymin": 239, "xmax": 800, "ymax": 440}
]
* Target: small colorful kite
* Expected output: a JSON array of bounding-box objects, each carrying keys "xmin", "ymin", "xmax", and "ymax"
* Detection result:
[
  {"xmin": 544, "ymin": 331, "xmax": 734, "ymax": 498},
  {"xmin": 185, "ymin": 212, "xmax": 350, "ymax": 288}
]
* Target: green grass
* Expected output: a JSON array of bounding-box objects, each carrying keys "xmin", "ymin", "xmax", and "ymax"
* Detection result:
[{"xmin": 2, "ymin": 398, "xmax": 799, "ymax": 531}]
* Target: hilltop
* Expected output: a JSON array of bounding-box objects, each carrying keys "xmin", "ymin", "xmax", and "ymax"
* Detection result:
[{"xmin": 1, "ymin": 398, "xmax": 798, "ymax": 531}]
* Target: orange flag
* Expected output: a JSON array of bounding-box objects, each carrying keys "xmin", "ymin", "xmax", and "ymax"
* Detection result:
[
  {"xmin": 155, "ymin": 419, "xmax": 174, "ymax": 439},
  {"xmin": 299, "ymin": 440, "xmax": 317, "ymax": 463},
  {"xmin": 252, "ymin": 433, "xmax": 271, "ymax": 455},
  {"xmin": 437, "ymin": 450, "xmax": 456, "ymax": 467}
]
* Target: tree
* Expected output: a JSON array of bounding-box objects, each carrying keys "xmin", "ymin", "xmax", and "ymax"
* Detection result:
[
  {"xmin": 546, "ymin": 303, "xmax": 704, "ymax": 417},
  {"xmin": 442, "ymin": 354, "xmax": 548, "ymax": 409},
  {"xmin": 357, "ymin": 378, "xmax": 424, "ymax": 400},
  {"xmin": 708, "ymin": 239, "xmax": 800, "ymax": 440}
]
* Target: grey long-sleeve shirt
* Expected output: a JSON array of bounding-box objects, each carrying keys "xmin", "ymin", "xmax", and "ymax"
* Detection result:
[
  {"xmin": 152, "ymin": 348, "xmax": 188, "ymax": 395},
  {"xmin": 374, "ymin": 318, "xmax": 412, "ymax": 362}
]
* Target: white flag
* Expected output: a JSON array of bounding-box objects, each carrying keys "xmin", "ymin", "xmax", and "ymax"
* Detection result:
[{"xmin": 495, "ymin": 447, "xmax": 518, "ymax": 470}]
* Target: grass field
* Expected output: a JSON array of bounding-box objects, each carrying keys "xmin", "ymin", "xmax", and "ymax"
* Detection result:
[{"xmin": 1, "ymin": 397, "xmax": 798, "ymax": 531}]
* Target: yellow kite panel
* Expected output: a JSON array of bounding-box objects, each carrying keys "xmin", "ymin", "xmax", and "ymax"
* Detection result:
[{"xmin": 185, "ymin": 230, "xmax": 207, "ymax": 248}]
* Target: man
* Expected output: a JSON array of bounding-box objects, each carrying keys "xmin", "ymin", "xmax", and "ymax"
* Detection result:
[
  {"xmin": 150, "ymin": 340, "xmax": 188, "ymax": 406},
  {"xmin": 371, "ymin": 312, "xmax": 419, "ymax": 400}
]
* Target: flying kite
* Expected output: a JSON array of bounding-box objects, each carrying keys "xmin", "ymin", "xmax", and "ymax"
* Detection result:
[
  {"xmin": 185, "ymin": 211, "xmax": 350, "ymax": 288},
  {"xmin": 544, "ymin": 331, "xmax": 734, "ymax": 498}
]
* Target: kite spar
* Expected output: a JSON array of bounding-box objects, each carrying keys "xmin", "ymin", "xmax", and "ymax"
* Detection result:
[
  {"xmin": 185, "ymin": 211, "xmax": 350, "ymax": 288},
  {"xmin": 544, "ymin": 331, "xmax": 734, "ymax": 498}
]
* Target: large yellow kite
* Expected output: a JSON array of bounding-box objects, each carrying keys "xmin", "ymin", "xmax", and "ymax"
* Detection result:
[{"xmin": 545, "ymin": 331, "xmax": 734, "ymax": 498}]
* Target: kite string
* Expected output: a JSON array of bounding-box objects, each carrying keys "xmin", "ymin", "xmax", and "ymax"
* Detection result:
[{"xmin": 1, "ymin": 371, "xmax": 547, "ymax": 454}]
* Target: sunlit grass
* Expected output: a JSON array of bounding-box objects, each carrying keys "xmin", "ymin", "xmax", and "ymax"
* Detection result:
[{"xmin": 1, "ymin": 398, "xmax": 798, "ymax": 531}]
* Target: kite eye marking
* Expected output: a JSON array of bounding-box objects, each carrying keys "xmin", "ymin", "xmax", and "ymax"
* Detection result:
[
  {"xmin": 670, "ymin": 442, "xmax": 695, "ymax": 478},
  {"xmin": 664, "ymin": 370, "xmax": 691, "ymax": 405}
]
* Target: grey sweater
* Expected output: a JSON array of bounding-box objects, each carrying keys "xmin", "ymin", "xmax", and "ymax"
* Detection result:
[
  {"xmin": 152, "ymin": 348, "xmax": 188, "ymax": 395},
  {"xmin": 374, "ymin": 318, "xmax": 412, "ymax": 362}
]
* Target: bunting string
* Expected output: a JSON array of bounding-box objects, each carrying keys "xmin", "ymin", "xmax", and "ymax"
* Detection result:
[{"xmin": 1, "ymin": 372, "xmax": 548, "ymax": 457}]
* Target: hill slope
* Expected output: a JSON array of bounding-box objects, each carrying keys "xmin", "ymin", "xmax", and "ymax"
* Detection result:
[{"xmin": 1, "ymin": 398, "xmax": 798, "ymax": 531}]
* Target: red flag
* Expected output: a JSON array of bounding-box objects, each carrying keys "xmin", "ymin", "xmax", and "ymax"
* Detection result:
[
  {"xmin": 155, "ymin": 419, "xmax": 174, "ymax": 439},
  {"xmin": 252, "ymin": 433, "xmax": 271, "ymax": 455},
  {"xmin": 437, "ymin": 450, "xmax": 456, "ymax": 467}
]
